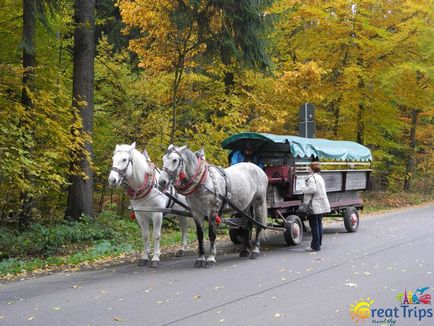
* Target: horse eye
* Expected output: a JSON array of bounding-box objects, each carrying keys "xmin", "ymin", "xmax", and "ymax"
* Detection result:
[
  {"xmin": 172, "ymin": 158, "xmax": 177, "ymax": 163},
  {"xmin": 122, "ymin": 158, "xmax": 127, "ymax": 162}
]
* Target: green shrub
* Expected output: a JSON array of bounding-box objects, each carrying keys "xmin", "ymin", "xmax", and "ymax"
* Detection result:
[{"xmin": 0, "ymin": 214, "xmax": 135, "ymax": 259}]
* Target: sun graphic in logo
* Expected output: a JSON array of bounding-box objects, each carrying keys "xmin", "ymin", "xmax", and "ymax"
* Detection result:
[{"xmin": 349, "ymin": 297, "xmax": 375, "ymax": 323}]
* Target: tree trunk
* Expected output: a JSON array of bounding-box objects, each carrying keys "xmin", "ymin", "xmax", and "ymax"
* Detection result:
[
  {"xmin": 356, "ymin": 103, "xmax": 364, "ymax": 145},
  {"xmin": 403, "ymin": 109, "xmax": 418, "ymax": 191},
  {"xmin": 65, "ymin": 0, "xmax": 95, "ymax": 219},
  {"xmin": 22, "ymin": 0, "xmax": 36, "ymax": 108},
  {"xmin": 221, "ymin": 44, "xmax": 234, "ymax": 95},
  {"xmin": 18, "ymin": 0, "xmax": 37, "ymax": 226}
]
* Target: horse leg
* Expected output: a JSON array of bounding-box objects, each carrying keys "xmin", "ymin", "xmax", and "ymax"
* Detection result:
[
  {"xmin": 136, "ymin": 213, "xmax": 150, "ymax": 266},
  {"xmin": 194, "ymin": 218, "xmax": 206, "ymax": 268},
  {"xmin": 251, "ymin": 199, "xmax": 267, "ymax": 259},
  {"xmin": 176, "ymin": 216, "xmax": 188, "ymax": 257},
  {"xmin": 150, "ymin": 213, "xmax": 162, "ymax": 268},
  {"xmin": 250, "ymin": 226, "xmax": 262, "ymax": 259},
  {"xmin": 239, "ymin": 210, "xmax": 252, "ymax": 257},
  {"xmin": 205, "ymin": 216, "xmax": 217, "ymax": 268}
]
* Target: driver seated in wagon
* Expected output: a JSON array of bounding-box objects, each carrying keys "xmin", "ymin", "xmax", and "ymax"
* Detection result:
[{"xmin": 229, "ymin": 142, "xmax": 264, "ymax": 169}]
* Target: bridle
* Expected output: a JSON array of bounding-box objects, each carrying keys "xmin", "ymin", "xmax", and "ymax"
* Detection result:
[
  {"xmin": 162, "ymin": 147, "xmax": 184, "ymax": 179},
  {"xmin": 110, "ymin": 154, "xmax": 133, "ymax": 187},
  {"xmin": 162, "ymin": 147, "xmax": 208, "ymax": 196}
]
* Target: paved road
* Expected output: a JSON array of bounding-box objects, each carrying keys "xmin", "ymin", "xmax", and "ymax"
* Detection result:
[{"xmin": 1, "ymin": 205, "xmax": 433, "ymax": 326}]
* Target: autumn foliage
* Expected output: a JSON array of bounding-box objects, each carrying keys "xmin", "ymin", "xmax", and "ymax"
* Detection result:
[{"xmin": 0, "ymin": 0, "xmax": 433, "ymax": 223}]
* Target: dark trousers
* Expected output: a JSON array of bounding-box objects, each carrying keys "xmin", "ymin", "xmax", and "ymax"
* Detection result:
[{"xmin": 308, "ymin": 214, "xmax": 323, "ymax": 250}]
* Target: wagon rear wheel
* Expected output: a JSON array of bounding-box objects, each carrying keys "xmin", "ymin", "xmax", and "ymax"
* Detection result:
[
  {"xmin": 229, "ymin": 228, "xmax": 247, "ymax": 244},
  {"xmin": 344, "ymin": 207, "xmax": 359, "ymax": 232},
  {"xmin": 284, "ymin": 215, "xmax": 303, "ymax": 246}
]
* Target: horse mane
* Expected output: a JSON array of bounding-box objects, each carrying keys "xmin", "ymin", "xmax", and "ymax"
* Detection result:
[
  {"xmin": 131, "ymin": 148, "xmax": 153, "ymax": 174},
  {"xmin": 181, "ymin": 146, "xmax": 200, "ymax": 176}
]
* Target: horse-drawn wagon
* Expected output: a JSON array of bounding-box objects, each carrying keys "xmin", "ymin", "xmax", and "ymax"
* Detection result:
[
  {"xmin": 221, "ymin": 132, "xmax": 372, "ymax": 246},
  {"xmin": 114, "ymin": 132, "xmax": 372, "ymax": 267}
]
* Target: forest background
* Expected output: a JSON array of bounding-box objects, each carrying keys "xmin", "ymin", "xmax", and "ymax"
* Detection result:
[{"xmin": 0, "ymin": 0, "xmax": 433, "ymax": 274}]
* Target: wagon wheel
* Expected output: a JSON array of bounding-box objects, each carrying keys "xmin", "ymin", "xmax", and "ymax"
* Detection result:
[
  {"xmin": 344, "ymin": 207, "xmax": 359, "ymax": 233},
  {"xmin": 229, "ymin": 228, "xmax": 247, "ymax": 245},
  {"xmin": 283, "ymin": 215, "xmax": 303, "ymax": 246}
]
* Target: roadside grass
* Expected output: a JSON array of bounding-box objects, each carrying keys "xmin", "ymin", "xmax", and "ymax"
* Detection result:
[
  {"xmin": 0, "ymin": 211, "xmax": 199, "ymax": 278},
  {"xmin": 1, "ymin": 191, "xmax": 432, "ymax": 278},
  {"xmin": 362, "ymin": 191, "xmax": 434, "ymax": 214}
]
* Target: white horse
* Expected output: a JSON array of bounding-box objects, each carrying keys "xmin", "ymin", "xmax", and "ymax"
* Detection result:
[
  {"xmin": 108, "ymin": 142, "xmax": 190, "ymax": 268},
  {"xmin": 158, "ymin": 144, "xmax": 269, "ymax": 268}
]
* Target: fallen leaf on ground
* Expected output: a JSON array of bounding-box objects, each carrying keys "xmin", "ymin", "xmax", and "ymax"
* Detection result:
[
  {"xmin": 113, "ymin": 317, "xmax": 123, "ymax": 322},
  {"xmin": 53, "ymin": 307, "xmax": 61, "ymax": 311},
  {"xmin": 274, "ymin": 313, "xmax": 287, "ymax": 318},
  {"xmin": 193, "ymin": 295, "xmax": 201, "ymax": 299},
  {"xmin": 345, "ymin": 283, "xmax": 358, "ymax": 287},
  {"xmin": 27, "ymin": 317, "xmax": 35, "ymax": 321}
]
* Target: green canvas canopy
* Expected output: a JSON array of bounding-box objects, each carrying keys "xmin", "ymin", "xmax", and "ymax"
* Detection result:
[{"xmin": 221, "ymin": 132, "xmax": 372, "ymax": 162}]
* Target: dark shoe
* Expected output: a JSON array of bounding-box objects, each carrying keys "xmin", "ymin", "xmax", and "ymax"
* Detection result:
[{"xmin": 305, "ymin": 247, "xmax": 320, "ymax": 252}]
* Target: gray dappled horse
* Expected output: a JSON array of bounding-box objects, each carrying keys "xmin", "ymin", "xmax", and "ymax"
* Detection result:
[
  {"xmin": 158, "ymin": 144, "xmax": 268, "ymax": 268},
  {"xmin": 108, "ymin": 142, "xmax": 190, "ymax": 268}
]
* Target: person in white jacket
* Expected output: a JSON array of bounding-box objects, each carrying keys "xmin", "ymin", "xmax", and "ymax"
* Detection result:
[{"xmin": 302, "ymin": 162, "xmax": 330, "ymax": 252}]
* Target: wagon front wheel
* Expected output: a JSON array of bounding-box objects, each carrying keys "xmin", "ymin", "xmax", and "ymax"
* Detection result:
[
  {"xmin": 344, "ymin": 207, "xmax": 359, "ymax": 232},
  {"xmin": 284, "ymin": 215, "xmax": 303, "ymax": 246},
  {"xmin": 229, "ymin": 228, "xmax": 246, "ymax": 244}
]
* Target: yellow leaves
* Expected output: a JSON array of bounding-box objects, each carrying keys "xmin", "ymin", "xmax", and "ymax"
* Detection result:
[{"xmin": 118, "ymin": 0, "xmax": 200, "ymax": 72}]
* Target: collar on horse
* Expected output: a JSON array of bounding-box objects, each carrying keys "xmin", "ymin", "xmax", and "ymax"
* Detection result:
[
  {"xmin": 174, "ymin": 157, "xmax": 208, "ymax": 196},
  {"xmin": 125, "ymin": 161, "xmax": 156, "ymax": 200}
]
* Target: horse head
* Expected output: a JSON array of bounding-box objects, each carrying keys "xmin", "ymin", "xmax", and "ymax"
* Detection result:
[
  {"xmin": 158, "ymin": 144, "xmax": 187, "ymax": 190},
  {"xmin": 108, "ymin": 142, "xmax": 136, "ymax": 187}
]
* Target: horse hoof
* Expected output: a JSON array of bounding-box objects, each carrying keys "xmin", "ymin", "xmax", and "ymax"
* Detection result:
[
  {"xmin": 150, "ymin": 260, "xmax": 160, "ymax": 268},
  {"xmin": 239, "ymin": 249, "xmax": 250, "ymax": 258},
  {"xmin": 194, "ymin": 260, "xmax": 205, "ymax": 268},
  {"xmin": 250, "ymin": 252, "xmax": 260, "ymax": 259},
  {"xmin": 138, "ymin": 259, "xmax": 149, "ymax": 266},
  {"xmin": 205, "ymin": 260, "xmax": 216, "ymax": 268},
  {"xmin": 175, "ymin": 250, "xmax": 184, "ymax": 257}
]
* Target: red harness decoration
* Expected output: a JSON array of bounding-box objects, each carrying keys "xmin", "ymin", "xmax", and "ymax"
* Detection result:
[
  {"xmin": 174, "ymin": 158, "xmax": 208, "ymax": 196},
  {"xmin": 125, "ymin": 163, "xmax": 156, "ymax": 200}
]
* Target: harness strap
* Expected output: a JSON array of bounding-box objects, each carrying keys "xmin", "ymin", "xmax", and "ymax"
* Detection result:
[
  {"xmin": 162, "ymin": 188, "xmax": 191, "ymax": 213},
  {"xmin": 174, "ymin": 158, "xmax": 208, "ymax": 196},
  {"xmin": 125, "ymin": 162, "xmax": 156, "ymax": 200}
]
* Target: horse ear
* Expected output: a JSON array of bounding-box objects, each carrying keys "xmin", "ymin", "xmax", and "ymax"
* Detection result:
[
  {"xmin": 142, "ymin": 148, "xmax": 151, "ymax": 161},
  {"xmin": 129, "ymin": 142, "xmax": 136, "ymax": 153},
  {"xmin": 178, "ymin": 145, "xmax": 187, "ymax": 152},
  {"xmin": 114, "ymin": 144, "xmax": 120, "ymax": 153},
  {"xmin": 195, "ymin": 147, "xmax": 205, "ymax": 159}
]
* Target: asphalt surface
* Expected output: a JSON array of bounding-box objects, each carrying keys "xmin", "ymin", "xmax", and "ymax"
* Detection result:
[{"xmin": 1, "ymin": 204, "xmax": 433, "ymax": 326}]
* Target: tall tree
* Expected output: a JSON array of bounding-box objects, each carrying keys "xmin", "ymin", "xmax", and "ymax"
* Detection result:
[
  {"xmin": 65, "ymin": 0, "xmax": 95, "ymax": 219},
  {"xmin": 18, "ymin": 0, "xmax": 37, "ymax": 225}
]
